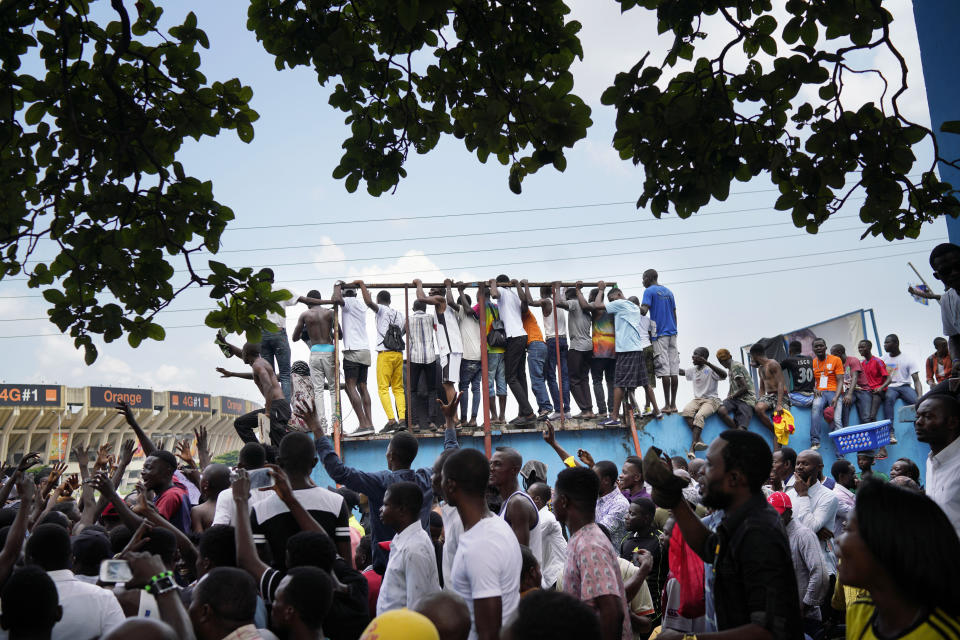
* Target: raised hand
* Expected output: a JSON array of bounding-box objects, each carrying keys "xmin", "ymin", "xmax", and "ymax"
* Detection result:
[
  {"xmin": 264, "ymin": 464, "xmax": 294, "ymax": 503},
  {"xmin": 216, "ymin": 367, "xmax": 231, "ymax": 378},
  {"xmin": 94, "ymin": 443, "xmax": 113, "ymax": 471},
  {"xmin": 16, "ymin": 452, "xmax": 41, "ymax": 472},
  {"xmin": 232, "ymin": 468, "xmax": 251, "ymax": 502},
  {"xmin": 293, "ymin": 399, "xmax": 322, "ymax": 434},
  {"xmin": 120, "ymin": 550, "xmax": 166, "ymax": 589},
  {"xmin": 632, "ymin": 548, "xmax": 654, "ymax": 579},
  {"xmin": 121, "ymin": 520, "xmax": 154, "ymax": 556},
  {"xmin": 115, "ymin": 401, "xmax": 138, "ymax": 426},
  {"xmin": 85, "ymin": 471, "xmax": 118, "ymax": 500},
  {"xmin": 174, "ymin": 440, "xmax": 196, "ymax": 468},
  {"xmin": 436, "ymin": 392, "xmax": 463, "ymax": 427},
  {"xmin": 59, "ymin": 473, "xmax": 80, "ymax": 498},
  {"xmin": 542, "ymin": 420, "xmax": 557, "ymax": 445},
  {"xmin": 120, "ymin": 439, "xmax": 136, "ymax": 467},
  {"xmin": 194, "ymin": 426, "xmax": 210, "ymax": 468},
  {"xmin": 72, "ymin": 444, "xmax": 90, "ymax": 469},
  {"xmin": 14, "ymin": 471, "xmax": 35, "ymax": 505},
  {"xmin": 576, "ymin": 448, "xmax": 595, "ymax": 468}
]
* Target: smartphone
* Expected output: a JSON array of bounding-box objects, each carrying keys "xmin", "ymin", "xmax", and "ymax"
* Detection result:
[
  {"xmin": 99, "ymin": 559, "xmax": 133, "ymax": 583},
  {"xmin": 248, "ymin": 468, "xmax": 275, "ymax": 490}
]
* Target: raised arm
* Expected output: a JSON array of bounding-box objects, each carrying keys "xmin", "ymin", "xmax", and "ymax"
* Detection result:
[
  {"xmin": 457, "ymin": 284, "xmax": 478, "ymax": 319},
  {"xmin": 541, "ymin": 421, "xmax": 582, "ymax": 467},
  {"xmin": 414, "ymin": 278, "xmax": 444, "ymax": 306},
  {"xmin": 231, "ymin": 470, "xmax": 270, "ymax": 582},
  {"xmin": 294, "ymin": 400, "xmax": 383, "ymax": 494},
  {"xmin": 123, "ymin": 551, "xmax": 197, "ymax": 640},
  {"xmin": 117, "ymin": 401, "xmax": 158, "ymax": 457},
  {"xmin": 331, "ymin": 281, "xmax": 344, "ymax": 307},
  {"xmin": 355, "ymin": 280, "xmax": 378, "ymax": 312},
  {"xmin": 574, "ymin": 281, "xmax": 592, "ymax": 311},
  {"xmin": 0, "ymin": 475, "xmax": 34, "ymax": 588},
  {"xmin": 591, "ymin": 281, "xmax": 607, "ymax": 311},
  {"xmin": 488, "ymin": 278, "xmax": 500, "ymax": 299},
  {"xmin": 217, "ymin": 335, "xmax": 244, "ymax": 359},
  {"xmin": 216, "ymin": 367, "xmax": 254, "ymax": 380},
  {"xmin": 703, "ymin": 359, "xmax": 728, "ymax": 380},
  {"xmin": 445, "ymin": 279, "xmax": 460, "ymax": 312}
]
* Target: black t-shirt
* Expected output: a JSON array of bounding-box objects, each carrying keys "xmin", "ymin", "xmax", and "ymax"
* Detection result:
[
  {"xmin": 620, "ymin": 531, "xmax": 667, "ymax": 617},
  {"xmin": 250, "ymin": 488, "xmax": 351, "ymax": 572},
  {"xmin": 704, "ymin": 495, "xmax": 803, "ymax": 638},
  {"xmin": 780, "ymin": 355, "xmax": 814, "ymax": 393}
]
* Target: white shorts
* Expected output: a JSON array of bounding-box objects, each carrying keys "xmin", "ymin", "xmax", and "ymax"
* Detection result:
[
  {"xmin": 653, "ymin": 335, "xmax": 680, "ymax": 376},
  {"xmin": 440, "ymin": 353, "xmax": 462, "ymax": 386}
]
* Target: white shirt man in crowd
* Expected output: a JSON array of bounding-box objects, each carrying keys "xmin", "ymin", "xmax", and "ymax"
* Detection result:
[
  {"xmin": 785, "ymin": 450, "xmax": 839, "ymax": 576},
  {"xmin": 767, "ymin": 492, "xmax": 829, "ymax": 636},
  {"xmin": 527, "ymin": 482, "xmax": 568, "ymax": 589},
  {"xmin": 678, "ymin": 347, "xmax": 727, "ymax": 458},
  {"xmin": 879, "ymin": 333, "xmax": 922, "ymax": 437},
  {"xmin": 355, "ymin": 280, "xmax": 406, "ymax": 433},
  {"xmin": 442, "ymin": 448, "xmax": 521, "ymax": 640},
  {"xmin": 489, "ymin": 275, "xmax": 536, "ymax": 426},
  {"xmin": 454, "ymin": 284, "xmax": 483, "ymax": 427},
  {"xmin": 376, "ymin": 482, "xmax": 440, "ymax": 615},
  {"xmin": 333, "ymin": 281, "xmax": 375, "ymax": 435},
  {"xmin": 830, "ymin": 459, "xmax": 857, "ymax": 538},
  {"xmin": 914, "ymin": 394, "xmax": 960, "ymax": 538}
]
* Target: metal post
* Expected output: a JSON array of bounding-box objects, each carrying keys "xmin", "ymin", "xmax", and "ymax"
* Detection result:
[
  {"xmin": 478, "ymin": 286, "xmax": 492, "ymax": 458},
  {"xmin": 404, "ymin": 287, "xmax": 412, "ymax": 432},
  {"xmin": 624, "ymin": 390, "xmax": 642, "ymax": 458},
  {"xmin": 332, "ymin": 306, "xmax": 342, "ymax": 457},
  {"xmin": 552, "ymin": 286, "xmax": 565, "ymax": 427},
  {"xmin": 908, "ymin": 261, "xmax": 942, "ymax": 306}
]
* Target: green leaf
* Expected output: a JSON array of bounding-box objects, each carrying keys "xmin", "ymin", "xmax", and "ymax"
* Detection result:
[
  {"xmin": 942, "ymin": 120, "xmax": 960, "ymax": 135},
  {"xmin": 24, "ymin": 102, "xmax": 45, "ymax": 125},
  {"xmin": 237, "ymin": 120, "xmax": 254, "ymax": 143}
]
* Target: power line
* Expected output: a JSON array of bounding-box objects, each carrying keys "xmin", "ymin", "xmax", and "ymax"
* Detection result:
[
  {"xmin": 0, "ymin": 239, "xmax": 934, "ymax": 326},
  {"xmin": 0, "ymin": 240, "xmax": 939, "ymax": 340},
  {"xmin": 0, "ymin": 306, "xmax": 212, "ymax": 322}
]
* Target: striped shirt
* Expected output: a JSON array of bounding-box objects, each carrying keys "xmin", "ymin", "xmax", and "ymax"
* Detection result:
[
  {"xmin": 409, "ymin": 310, "xmax": 438, "ymax": 364},
  {"xmin": 846, "ymin": 598, "xmax": 960, "ymax": 639}
]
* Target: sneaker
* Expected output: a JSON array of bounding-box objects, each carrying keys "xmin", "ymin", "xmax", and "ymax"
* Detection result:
[
  {"xmin": 889, "ymin": 433, "xmax": 898, "ymax": 445},
  {"xmin": 597, "ymin": 418, "xmax": 621, "ymax": 427},
  {"xmin": 811, "ymin": 441, "xmax": 820, "ymax": 451},
  {"xmin": 350, "ymin": 427, "xmax": 375, "ymax": 437},
  {"xmin": 564, "ymin": 412, "xmax": 573, "ymax": 420},
  {"xmin": 547, "ymin": 411, "xmax": 562, "ymax": 421},
  {"xmin": 573, "ymin": 412, "xmax": 595, "ymax": 420},
  {"xmin": 509, "ymin": 414, "xmax": 536, "ymax": 428},
  {"xmin": 382, "ymin": 420, "xmax": 400, "ymax": 433}
]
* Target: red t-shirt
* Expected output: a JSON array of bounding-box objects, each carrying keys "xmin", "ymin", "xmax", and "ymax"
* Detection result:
[
  {"xmin": 154, "ymin": 481, "xmax": 191, "ymax": 532},
  {"xmin": 858, "ymin": 356, "xmax": 888, "ymax": 390},
  {"xmin": 362, "ymin": 568, "xmax": 382, "ymax": 617}
]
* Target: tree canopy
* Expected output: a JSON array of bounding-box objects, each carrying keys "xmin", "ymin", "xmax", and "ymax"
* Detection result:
[{"xmin": 1, "ymin": 0, "xmax": 956, "ymax": 362}]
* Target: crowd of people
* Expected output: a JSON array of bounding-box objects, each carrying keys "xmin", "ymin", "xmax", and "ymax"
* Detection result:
[{"xmin": 2, "ymin": 246, "xmax": 960, "ymax": 640}]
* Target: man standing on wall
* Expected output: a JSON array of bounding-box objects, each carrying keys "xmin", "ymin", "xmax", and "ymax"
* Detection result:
[
  {"xmin": 356, "ymin": 281, "xmax": 406, "ymax": 433},
  {"xmin": 641, "ymin": 269, "xmax": 679, "ymax": 414},
  {"xmin": 333, "ymin": 281, "xmax": 376, "ymax": 436},
  {"xmin": 489, "ymin": 276, "xmax": 536, "ymax": 426}
]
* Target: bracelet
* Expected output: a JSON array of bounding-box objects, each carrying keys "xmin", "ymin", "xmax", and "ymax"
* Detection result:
[{"xmin": 143, "ymin": 570, "xmax": 177, "ymax": 594}]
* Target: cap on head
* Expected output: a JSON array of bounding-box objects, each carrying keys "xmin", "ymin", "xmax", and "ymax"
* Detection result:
[{"xmin": 767, "ymin": 491, "xmax": 792, "ymax": 514}]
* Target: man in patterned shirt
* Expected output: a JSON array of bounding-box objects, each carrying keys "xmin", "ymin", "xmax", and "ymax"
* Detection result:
[
  {"xmin": 553, "ymin": 466, "xmax": 632, "ymax": 640},
  {"xmin": 593, "ymin": 461, "xmax": 630, "ymax": 550}
]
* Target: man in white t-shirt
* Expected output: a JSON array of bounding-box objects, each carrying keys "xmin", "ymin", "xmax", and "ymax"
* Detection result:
[
  {"xmin": 415, "ymin": 279, "xmax": 464, "ymax": 407},
  {"xmin": 489, "ymin": 275, "xmax": 536, "ymax": 426},
  {"xmin": 355, "ymin": 280, "xmax": 406, "ymax": 433},
  {"xmin": 880, "ymin": 333, "xmax": 922, "ymax": 441},
  {"xmin": 454, "ymin": 284, "xmax": 483, "ymax": 427},
  {"xmin": 679, "ymin": 347, "xmax": 727, "ymax": 457},
  {"xmin": 333, "ymin": 281, "xmax": 375, "ymax": 435},
  {"xmin": 442, "ymin": 447, "xmax": 521, "ymax": 640}
]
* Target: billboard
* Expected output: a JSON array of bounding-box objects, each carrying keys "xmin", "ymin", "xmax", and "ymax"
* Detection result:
[
  {"xmin": 89, "ymin": 386, "xmax": 153, "ymax": 409},
  {"xmin": 220, "ymin": 396, "xmax": 248, "ymax": 416},
  {"xmin": 741, "ymin": 309, "xmax": 878, "ymax": 361},
  {"xmin": 49, "ymin": 433, "xmax": 70, "ymax": 462},
  {"xmin": 168, "ymin": 392, "xmax": 211, "ymax": 412},
  {"xmin": 0, "ymin": 384, "xmax": 62, "ymax": 408}
]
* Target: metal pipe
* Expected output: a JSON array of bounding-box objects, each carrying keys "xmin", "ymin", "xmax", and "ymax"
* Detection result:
[
  {"xmin": 552, "ymin": 286, "xmax": 565, "ymax": 427},
  {"xmin": 478, "ymin": 288, "xmax": 492, "ymax": 458},
  {"xmin": 404, "ymin": 287, "xmax": 412, "ymax": 432},
  {"xmin": 332, "ymin": 306, "xmax": 342, "ymax": 457},
  {"xmin": 339, "ymin": 281, "xmax": 611, "ymax": 290},
  {"xmin": 908, "ymin": 261, "xmax": 942, "ymax": 306}
]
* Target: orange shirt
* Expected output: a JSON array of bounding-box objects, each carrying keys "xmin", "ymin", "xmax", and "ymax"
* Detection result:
[
  {"xmin": 812, "ymin": 354, "xmax": 844, "ymax": 392},
  {"xmin": 522, "ymin": 309, "xmax": 544, "ymax": 344}
]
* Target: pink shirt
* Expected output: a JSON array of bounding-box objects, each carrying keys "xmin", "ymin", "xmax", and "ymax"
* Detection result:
[{"xmin": 562, "ymin": 523, "xmax": 632, "ymax": 640}]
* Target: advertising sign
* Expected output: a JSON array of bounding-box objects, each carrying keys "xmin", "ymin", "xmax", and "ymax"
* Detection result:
[
  {"xmin": 168, "ymin": 392, "xmax": 211, "ymax": 412},
  {"xmin": 0, "ymin": 384, "xmax": 62, "ymax": 407},
  {"xmin": 49, "ymin": 433, "xmax": 70, "ymax": 462},
  {"xmin": 89, "ymin": 386, "xmax": 153, "ymax": 409},
  {"xmin": 220, "ymin": 396, "xmax": 247, "ymax": 416}
]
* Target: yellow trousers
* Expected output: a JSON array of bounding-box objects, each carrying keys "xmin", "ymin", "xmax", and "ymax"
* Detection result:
[{"xmin": 377, "ymin": 351, "xmax": 406, "ymax": 420}]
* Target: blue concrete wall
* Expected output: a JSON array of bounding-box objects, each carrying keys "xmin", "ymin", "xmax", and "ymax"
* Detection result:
[
  {"xmin": 312, "ymin": 399, "xmax": 930, "ymax": 488},
  {"xmin": 914, "ymin": 0, "xmax": 960, "ymax": 244}
]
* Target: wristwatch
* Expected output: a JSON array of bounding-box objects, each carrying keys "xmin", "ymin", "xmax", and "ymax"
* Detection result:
[{"xmin": 143, "ymin": 570, "xmax": 178, "ymax": 595}]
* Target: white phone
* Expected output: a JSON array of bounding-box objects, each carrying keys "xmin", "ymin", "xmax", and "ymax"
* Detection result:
[{"xmin": 99, "ymin": 559, "xmax": 133, "ymax": 583}]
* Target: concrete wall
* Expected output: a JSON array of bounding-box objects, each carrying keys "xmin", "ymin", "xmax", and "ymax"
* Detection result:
[{"xmin": 312, "ymin": 397, "xmax": 930, "ymax": 489}]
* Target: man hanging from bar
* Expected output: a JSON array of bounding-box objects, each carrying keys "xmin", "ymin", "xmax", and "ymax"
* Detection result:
[
  {"xmin": 291, "ymin": 289, "xmax": 337, "ymax": 434},
  {"xmin": 333, "ymin": 281, "xmax": 376, "ymax": 436},
  {"xmin": 415, "ymin": 279, "xmax": 463, "ymax": 410}
]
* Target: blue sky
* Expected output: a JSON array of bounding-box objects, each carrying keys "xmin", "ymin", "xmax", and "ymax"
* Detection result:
[{"xmin": 0, "ymin": 0, "xmax": 950, "ymax": 428}]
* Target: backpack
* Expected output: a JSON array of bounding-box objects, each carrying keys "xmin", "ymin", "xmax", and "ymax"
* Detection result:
[
  {"xmin": 487, "ymin": 305, "xmax": 507, "ymax": 350},
  {"xmin": 382, "ymin": 310, "xmax": 405, "ymax": 352}
]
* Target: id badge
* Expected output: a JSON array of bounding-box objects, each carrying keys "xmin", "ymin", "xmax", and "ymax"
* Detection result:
[{"xmin": 819, "ymin": 374, "xmax": 828, "ymax": 388}]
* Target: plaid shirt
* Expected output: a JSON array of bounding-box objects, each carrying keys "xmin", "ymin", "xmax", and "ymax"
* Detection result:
[{"xmin": 408, "ymin": 311, "xmax": 437, "ymax": 364}]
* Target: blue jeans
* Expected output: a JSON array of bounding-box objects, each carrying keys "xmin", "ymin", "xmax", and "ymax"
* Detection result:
[
  {"xmin": 811, "ymin": 391, "xmax": 841, "ymax": 444},
  {"xmin": 841, "ymin": 389, "xmax": 879, "ymax": 426},
  {"xmin": 459, "ymin": 359, "xmax": 482, "ymax": 420},
  {"xmin": 487, "ymin": 352, "xmax": 507, "ymax": 396},
  {"xmin": 260, "ymin": 330, "xmax": 292, "ymax": 403},
  {"xmin": 544, "ymin": 337, "xmax": 571, "ymax": 413},
  {"xmin": 527, "ymin": 341, "xmax": 552, "ymax": 413},
  {"xmin": 884, "ymin": 385, "xmax": 917, "ymax": 423}
]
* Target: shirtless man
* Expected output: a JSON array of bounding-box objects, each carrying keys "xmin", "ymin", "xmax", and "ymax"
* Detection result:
[
  {"xmin": 292, "ymin": 289, "xmax": 337, "ymax": 432},
  {"xmin": 217, "ymin": 341, "xmax": 289, "ymax": 446},
  {"xmin": 190, "ymin": 463, "xmax": 231, "ymax": 533},
  {"xmin": 748, "ymin": 342, "xmax": 790, "ymax": 449},
  {"xmin": 488, "ymin": 446, "xmax": 541, "ymax": 564}
]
